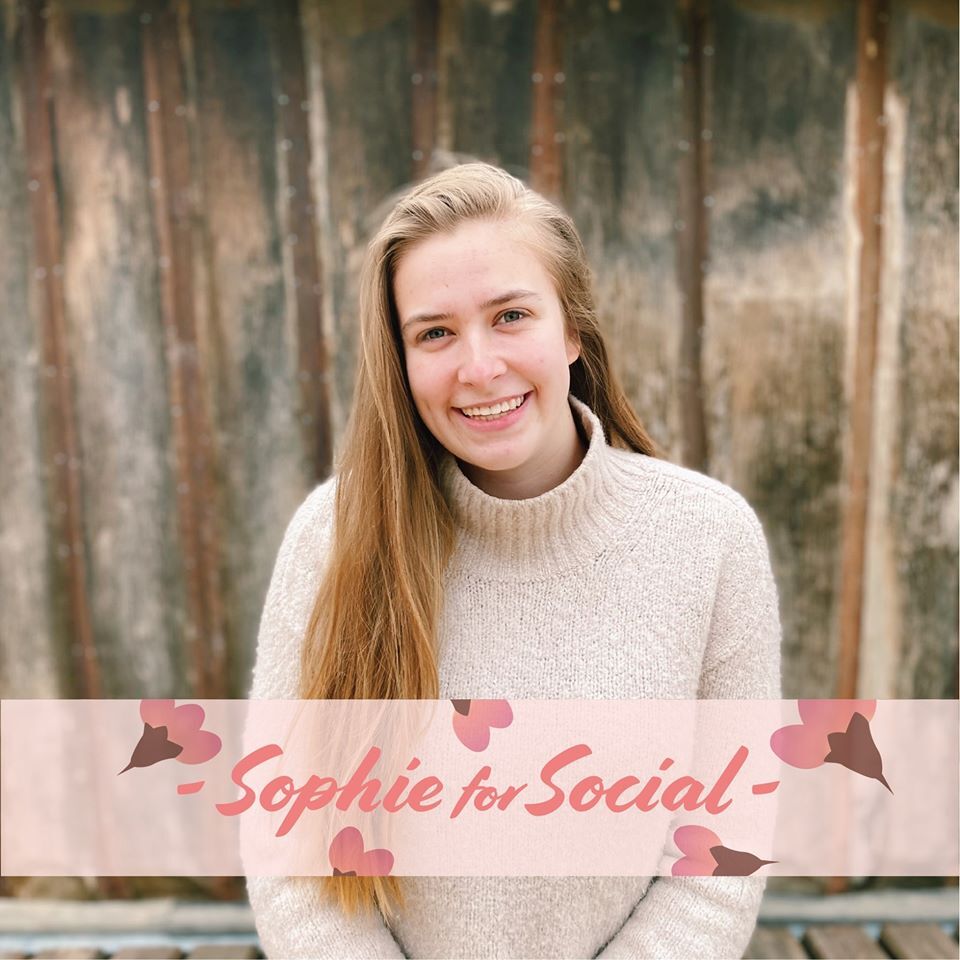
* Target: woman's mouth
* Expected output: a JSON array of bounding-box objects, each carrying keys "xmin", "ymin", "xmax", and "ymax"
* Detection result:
[{"xmin": 456, "ymin": 392, "xmax": 530, "ymax": 427}]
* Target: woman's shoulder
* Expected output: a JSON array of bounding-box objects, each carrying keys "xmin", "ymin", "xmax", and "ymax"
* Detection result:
[
  {"xmin": 268, "ymin": 476, "xmax": 339, "ymax": 608},
  {"xmin": 250, "ymin": 477, "xmax": 339, "ymax": 700},
  {"xmin": 607, "ymin": 447, "xmax": 767, "ymax": 541},
  {"xmin": 275, "ymin": 475, "xmax": 339, "ymax": 557},
  {"xmin": 289, "ymin": 474, "xmax": 338, "ymax": 534}
]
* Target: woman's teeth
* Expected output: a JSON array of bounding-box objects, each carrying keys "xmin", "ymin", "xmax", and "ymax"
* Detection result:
[{"xmin": 460, "ymin": 395, "xmax": 526, "ymax": 420}]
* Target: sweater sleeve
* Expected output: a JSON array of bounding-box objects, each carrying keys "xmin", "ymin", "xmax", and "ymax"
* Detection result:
[
  {"xmin": 244, "ymin": 481, "xmax": 407, "ymax": 960},
  {"xmin": 595, "ymin": 496, "xmax": 782, "ymax": 960}
]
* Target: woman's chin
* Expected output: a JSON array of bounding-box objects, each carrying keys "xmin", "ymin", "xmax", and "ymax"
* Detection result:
[{"xmin": 456, "ymin": 449, "xmax": 526, "ymax": 477}]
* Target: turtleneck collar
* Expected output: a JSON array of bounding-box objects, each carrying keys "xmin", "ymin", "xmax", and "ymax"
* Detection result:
[{"xmin": 437, "ymin": 394, "xmax": 653, "ymax": 579}]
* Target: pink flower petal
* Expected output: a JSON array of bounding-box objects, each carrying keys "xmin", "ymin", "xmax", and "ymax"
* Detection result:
[
  {"xmin": 770, "ymin": 723, "xmax": 831, "ymax": 768},
  {"xmin": 672, "ymin": 825, "xmax": 721, "ymax": 876},
  {"xmin": 672, "ymin": 856, "xmax": 715, "ymax": 877},
  {"xmin": 674, "ymin": 824, "xmax": 722, "ymax": 858},
  {"xmin": 798, "ymin": 699, "xmax": 876, "ymax": 732},
  {"xmin": 329, "ymin": 827, "xmax": 394, "ymax": 876},
  {"xmin": 453, "ymin": 711, "xmax": 491, "ymax": 752},
  {"xmin": 176, "ymin": 729, "xmax": 222, "ymax": 764},
  {"xmin": 360, "ymin": 848, "xmax": 394, "ymax": 877},
  {"xmin": 330, "ymin": 826, "xmax": 364, "ymax": 871},
  {"xmin": 470, "ymin": 700, "xmax": 513, "ymax": 729},
  {"xmin": 140, "ymin": 700, "xmax": 175, "ymax": 727},
  {"xmin": 166, "ymin": 704, "xmax": 205, "ymax": 747}
]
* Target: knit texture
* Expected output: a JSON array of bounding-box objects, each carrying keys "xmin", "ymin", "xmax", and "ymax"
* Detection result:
[{"xmin": 246, "ymin": 395, "xmax": 782, "ymax": 959}]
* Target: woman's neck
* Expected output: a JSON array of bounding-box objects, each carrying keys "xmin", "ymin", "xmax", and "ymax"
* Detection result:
[
  {"xmin": 437, "ymin": 395, "xmax": 645, "ymax": 578},
  {"xmin": 458, "ymin": 405, "xmax": 588, "ymax": 500}
]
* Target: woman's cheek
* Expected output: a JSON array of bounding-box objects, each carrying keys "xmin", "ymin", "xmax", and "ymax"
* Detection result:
[
  {"xmin": 527, "ymin": 350, "xmax": 551, "ymax": 377},
  {"xmin": 405, "ymin": 353, "xmax": 433, "ymax": 399}
]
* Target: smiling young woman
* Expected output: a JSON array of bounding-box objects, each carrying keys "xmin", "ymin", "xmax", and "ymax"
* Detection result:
[
  {"xmin": 246, "ymin": 163, "xmax": 782, "ymax": 959},
  {"xmin": 395, "ymin": 218, "xmax": 585, "ymax": 500}
]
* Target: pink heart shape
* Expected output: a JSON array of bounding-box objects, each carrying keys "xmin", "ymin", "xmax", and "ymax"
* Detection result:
[
  {"xmin": 176, "ymin": 728, "xmax": 222, "ymax": 764},
  {"xmin": 452, "ymin": 700, "xmax": 513, "ymax": 752},
  {"xmin": 329, "ymin": 827, "xmax": 394, "ymax": 877},
  {"xmin": 140, "ymin": 700, "xmax": 176, "ymax": 727},
  {"xmin": 770, "ymin": 722, "xmax": 831, "ymax": 769},
  {"xmin": 671, "ymin": 825, "xmax": 721, "ymax": 876},
  {"xmin": 798, "ymin": 699, "xmax": 876, "ymax": 729}
]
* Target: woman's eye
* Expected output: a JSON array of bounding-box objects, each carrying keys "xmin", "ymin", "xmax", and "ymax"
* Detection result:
[
  {"xmin": 420, "ymin": 327, "xmax": 447, "ymax": 342},
  {"xmin": 499, "ymin": 309, "xmax": 526, "ymax": 324}
]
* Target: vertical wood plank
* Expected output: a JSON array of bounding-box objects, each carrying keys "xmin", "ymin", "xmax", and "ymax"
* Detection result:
[
  {"xmin": 300, "ymin": 0, "xmax": 414, "ymax": 445},
  {"xmin": 675, "ymin": 0, "xmax": 711, "ymax": 471},
  {"xmin": 434, "ymin": 0, "xmax": 457, "ymax": 154},
  {"xmin": 266, "ymin": 0, "xmax": 333, "ymax": 486},
  {"xmin": 529, "ymin": 0, "xmax": 562, "ymax": 198},
  {"xmin": 702, "ymin": 0, "xmax": 856, "ymax": 696},
  {"xmin": 859, "ymin": 47, "xmax": 907, "ymax": 700},
  {"xmin": 188, "ymin": 0, "xmax": 310, "ymax": 695},
  {"xmin": 875, "ymin": 0, "xmax": 958, "ymax": 697},
  {"xmin": 0, "ymin": 0, "xmax": 61, "ymax": 696},
  {"xmin": 440, "ymin": 0, "xmax": 536, "ymax": 173},
  {"xmin": 562, "ymin": 1, "xmax": 683, "ymax": 452},
  {"xmin": 836, "ymin": 0, "xmax": 889, "ymax": 699},
  {"xmin": 411, "ymin": 0, "xmax": 438, "ymax": 180},
  {"xmin": 21, "ymin": 0, "xmax": 106, "ymax": 699},
  {"xmin": 44, "ymin": 0, "xmax": 185, "ymax": 697},
  {"xmin": 141, "ymin": 0, "xmax": 226, "ymax": 697}
]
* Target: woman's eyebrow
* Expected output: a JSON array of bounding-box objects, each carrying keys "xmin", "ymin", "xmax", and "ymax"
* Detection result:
[{"xmin": 401, "ymin": 289, "xmax": 541, "ymax": 331}]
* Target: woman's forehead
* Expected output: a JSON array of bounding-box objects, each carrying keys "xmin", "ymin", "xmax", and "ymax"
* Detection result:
[{"xmin": 393, "ymin": 221, "xmax": 556, "ymax": 312}]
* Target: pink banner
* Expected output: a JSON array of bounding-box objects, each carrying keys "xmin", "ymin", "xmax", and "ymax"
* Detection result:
[{"xmin": 1, "ymin": 699, "xmax": 956, "ymax": 877}]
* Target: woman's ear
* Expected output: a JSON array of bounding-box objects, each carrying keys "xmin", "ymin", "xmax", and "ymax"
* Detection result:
[{"xmin": 565, "ymin": 331, "xmax": 581, "ymax": 365}]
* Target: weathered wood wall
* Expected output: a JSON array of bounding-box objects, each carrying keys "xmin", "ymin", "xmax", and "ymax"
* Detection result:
[{"xmin": 1, "ymin": 0, "xmax": 956, "ymax": 703}]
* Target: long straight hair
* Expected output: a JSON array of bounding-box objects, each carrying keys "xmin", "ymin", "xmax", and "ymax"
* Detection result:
[{"xmin": 299, "ymin": 163, "xmax": 658, "ymax": 919}]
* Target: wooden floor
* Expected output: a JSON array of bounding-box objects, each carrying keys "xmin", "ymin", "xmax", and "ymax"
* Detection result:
[
  {"xmin": 0, "ymin": 925, "xmax": 958, "ymax": 958},
  {"xmin": 0, "ymin": 890, "xmax": 956, "ymax": 959},
  {"xmin": 746, "ymin": 921, "xmax": 959, "ymax": 959}
]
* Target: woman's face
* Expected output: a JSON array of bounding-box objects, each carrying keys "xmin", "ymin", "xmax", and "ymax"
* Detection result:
[{"xmin": 394, "ymin": 218, "xmax": 582, "ymax": 499}]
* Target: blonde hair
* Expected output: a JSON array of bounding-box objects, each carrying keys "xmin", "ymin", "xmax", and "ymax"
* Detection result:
[{"xmin": 299, "ymin": 162, "xmax": 658, "ymax": 919}]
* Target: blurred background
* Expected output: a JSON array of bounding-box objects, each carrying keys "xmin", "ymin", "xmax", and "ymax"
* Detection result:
[{"xmin": 0, "ymin": 0, "xmax": 957, "ymax": 953}]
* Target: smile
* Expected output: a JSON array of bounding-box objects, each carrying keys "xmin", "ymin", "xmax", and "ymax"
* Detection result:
[{"xmin": 457, "ymin": 393, "xmax": 528, "ymax": 422}]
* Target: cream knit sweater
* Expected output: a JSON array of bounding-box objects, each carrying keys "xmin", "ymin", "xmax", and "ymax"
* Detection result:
[{"xmin": 246, "ymin": 395, "xmax": 782, "ymax": 959}]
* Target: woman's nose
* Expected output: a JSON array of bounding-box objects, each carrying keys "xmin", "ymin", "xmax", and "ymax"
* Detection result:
[{"xmin": 456, "ymin": 333, "xmax": 507, "ymax": 385}]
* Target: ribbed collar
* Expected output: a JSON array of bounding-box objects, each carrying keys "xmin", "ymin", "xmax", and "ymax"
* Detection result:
[{"xmin": 438, "ymin": 395, "xmax": 652, "ymax": 580}]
